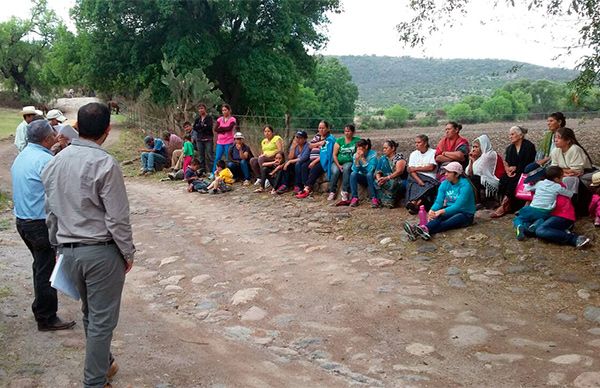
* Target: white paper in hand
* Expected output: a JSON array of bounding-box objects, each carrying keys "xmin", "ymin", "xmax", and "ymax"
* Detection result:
[{"xmin": 50, "ymin": 254, "xmax": 80, "ymax": 300}]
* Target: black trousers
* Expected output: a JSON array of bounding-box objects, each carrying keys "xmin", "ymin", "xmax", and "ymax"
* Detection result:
[{"xmin": 16, "ymin": 218, "xmax": 57, "ymax": 324}]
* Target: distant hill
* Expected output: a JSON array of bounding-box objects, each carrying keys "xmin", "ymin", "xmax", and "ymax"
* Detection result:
[{"xmin": 335, "ymin": 55, "xmax": 578, "ymax": 111}]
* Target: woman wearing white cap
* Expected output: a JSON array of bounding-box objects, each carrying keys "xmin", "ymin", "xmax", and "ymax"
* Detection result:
[{"xmin": 404, "ymin": 161, "xmax": 476, "ymax": 240}]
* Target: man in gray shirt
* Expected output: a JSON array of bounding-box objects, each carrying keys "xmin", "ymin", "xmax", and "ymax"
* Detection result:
[{"xmin": 42, "ymin": 102, "xmax": 135, "ymax": 388}]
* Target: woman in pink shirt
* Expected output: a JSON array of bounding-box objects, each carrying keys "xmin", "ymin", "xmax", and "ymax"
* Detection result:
[{"xmin": 212, "ymin": 104, "xmax": 237, "ymax": 173}]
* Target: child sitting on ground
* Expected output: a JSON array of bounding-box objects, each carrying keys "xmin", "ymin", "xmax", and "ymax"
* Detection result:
[
  {"xmin": 588, "ymin": 171, "xmax": 600, "ymax": 227},
  {"xmin": 255, "ymin": 151, "xmax": 285, "ymax": 194},
  {"xmin": 513, "ymin": 166, "xmax": 573, "ymax": 240},
  {"xmin": 185, "ymin": 158, "xmax": 210, "ymax": 192},
  {"xmin": 206, "ymin": 159, "xmax": 234, "ymax": 194}
]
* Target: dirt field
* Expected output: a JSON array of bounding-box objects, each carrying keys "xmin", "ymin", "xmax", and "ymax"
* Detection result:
[{"xmin": 1, "ymin": 106, "xmax": 600, "ymax": 387}]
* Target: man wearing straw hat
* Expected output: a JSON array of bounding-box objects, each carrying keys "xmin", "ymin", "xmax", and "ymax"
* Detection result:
[{"xmin": 14, "ymin": 106, "xmax": 43, "ymax": 152}]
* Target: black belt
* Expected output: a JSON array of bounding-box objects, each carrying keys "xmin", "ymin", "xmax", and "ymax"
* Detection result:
[{"xmin": 61, "ymin": 240, "xmax": 115, "ymax": 248}]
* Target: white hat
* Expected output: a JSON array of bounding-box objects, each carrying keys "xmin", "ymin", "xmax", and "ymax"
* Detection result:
[
  {"xmin": 46, "ymin": 109, "xmax": 67, "ymax": 123},
  {"xmin": 443, "ymin": 161, "xmax": 464, "ymax": 175},
  {"xmin": 234, "ymin": 132, "xmax": 245, "ymax": 139},
  {"xmin": 35, "ymin": 110, "xmax": 44, "ymax": 116},
  {"xmin": 22, "ymin": 106, "xmax": 37, "ymax": 115}
]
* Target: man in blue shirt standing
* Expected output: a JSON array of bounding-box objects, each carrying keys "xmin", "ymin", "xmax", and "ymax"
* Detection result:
[{"xmin": 11, "ymin": 120, "xmax": 76, "ymax": 331}]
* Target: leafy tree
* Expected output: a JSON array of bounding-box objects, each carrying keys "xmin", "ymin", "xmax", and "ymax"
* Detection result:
[
  {"xmin": 461, "ymin": 95, "xmax": 486, "ymax": 110},
  {"xmin": 396, "ymin": 0, "xmax": 600, "ymax": 91},
  {"xmin": 481, "ymin": 95, "xmax": 514, "ymax": 121},
  {"xmin": 0, "ymin": 0, "xmax": 59, "ymax": 97},
  {"xmin": 71, "ymin": 0, "xmax": 341, "ymax": 117},
  {"xmin": 447, "ymin": 103, "xmax": 475, "ymax": 123},
  {"xmin": 302, "ymin": 56, "xmax": 358, "ymax": 129},
  {"xmin": 384, "ymin": 104, "xmax": 411, "ymax": 127},
  {"xmin": 291, "ymin": 84, "xmax": 323, "ymax": 129}
]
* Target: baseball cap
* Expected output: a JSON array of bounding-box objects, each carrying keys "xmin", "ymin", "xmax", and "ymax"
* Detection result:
[
  {"xmin": 295, "ymin": 130, "xmax": 308, "ymax": 138},
  {"xmin": 442, "ymin": 161, "xmax": 463, "ymax": 175},
  {"xmin": 46, "ymin": 109, "xmax": 67, "ymax": 123},
  {"xmin": 234, "ymin": 132, "xmax": 244, "ymax": 139}
]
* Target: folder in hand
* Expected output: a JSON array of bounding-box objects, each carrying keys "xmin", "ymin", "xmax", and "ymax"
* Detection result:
[{"xmin": 49, "ymin": 254, "xmax": 80, "ymax": 300}]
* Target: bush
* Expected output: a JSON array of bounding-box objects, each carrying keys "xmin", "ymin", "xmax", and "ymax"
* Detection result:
[{"xmin": 383, "ymin": 104, "xmax": 411, "ymax": 127}]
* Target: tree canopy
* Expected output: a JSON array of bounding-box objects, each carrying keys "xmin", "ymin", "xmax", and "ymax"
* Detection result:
[{"xmin": 71, "ymin": 0, "xmax": 341, "ymax": 117}]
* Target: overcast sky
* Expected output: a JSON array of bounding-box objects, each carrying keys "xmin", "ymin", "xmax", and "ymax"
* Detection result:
[{"xmin": 2, "ymin": 0, "xmax": 589, "ymax": 70}]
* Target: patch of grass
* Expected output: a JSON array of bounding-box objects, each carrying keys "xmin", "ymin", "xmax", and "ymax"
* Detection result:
[
  {"xmin": 0, "ymin": 191, "xmax": 11, "ymax": 212},
  {"xmin": 0, "ymin": 108, "xmax": 23, "ymax": 139},
  {"xmin": 0, "ymin": 218, "xmax": 10, "ymax": 231},
  {"xmin": 0, "ymin": 286, "xmax": 11, "ymax": 299},
  {"xmin": 110, "ymin": 114, "xmax": 127, "ymax": 125}
]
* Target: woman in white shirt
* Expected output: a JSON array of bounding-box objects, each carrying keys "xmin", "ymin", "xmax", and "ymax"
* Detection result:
[{"xmin": 405, "ymin": 134, "xmax": 439, "ymax": 214}]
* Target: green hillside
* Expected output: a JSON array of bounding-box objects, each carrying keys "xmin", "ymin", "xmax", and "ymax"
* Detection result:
[{"xmin": 336, "ymin": 55, "xmax": 578, "ymax": 111}]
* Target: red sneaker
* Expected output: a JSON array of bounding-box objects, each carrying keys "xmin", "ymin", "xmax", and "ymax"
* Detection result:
[{"xmin": 296, "ymin": 189, "xmax": 311, "ymax": 199}]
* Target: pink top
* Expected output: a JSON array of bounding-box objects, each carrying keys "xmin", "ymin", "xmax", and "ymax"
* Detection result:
[
  {"xmin": 550, "ymin": 194, "xmax": 576, "ymax": 221},
  {"xmin": 589, "ymin": 194, "xmax": 600, "ymax": 218},
  {"xmin": 215, "ymin": 116, "xmax": 236, "ymax": 145}
]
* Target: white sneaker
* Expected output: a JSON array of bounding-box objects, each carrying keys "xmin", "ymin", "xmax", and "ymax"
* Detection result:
[
  {"xmin": 341, "ymin": 191, "xmax": 349, "ymax": 201},
  {"xmin": 243, "ymin": 180, "xmax": 250, "ymax": 186},
  {"xmin": 254, "ymin": 179, "xmax": 262, "ymax": 186},
  {"xmin": 327, "ymin": 192, "xmax": 336, "ymax": 201},
  {"xmin": 265, "ymin": 180, "xmax": 271, "ymax": 189}
]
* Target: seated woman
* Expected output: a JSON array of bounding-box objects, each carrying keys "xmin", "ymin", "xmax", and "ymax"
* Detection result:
[
  {"xmin": 466, "ymin": 134, "xmax": 503, "ymax": 204},
  {"xmin": 227, "ymin": 132, "xmax": 254, "ymax": 185},
  {"xmin": 328, "ymin": 124, "xmax": 360, "ymax": 201},
  {"xmin": 374, "ymin": 139, "xmax": 407, "ymax": 209},
  {"xmin": 250, "ymin": 125, "xmax": 284, "ymax": 186},
  {"xmin": 405, "ymin": 135, "xmax": 438, "ymax": 214},
  {"xmin": 348, "ymin": 139, "xmax": 378, "ymax": 207},
  {"xmin": 296, "ymin": 121, "xmax": 336, "ymax": 198},
  {"xmin": 491, "ymin": 126, "xmax": 536, "ymax": 218},
  {"xmin": 435, "ymin": 121, "xmax": 469, "ymax": 172},
  {"xmin": 277, "ymin": 130, "xmax": 310, "ymax": 193},
  {"xmin": 535, "ymin": 112, "xmax": 566, "ymax": 168},
  {"xmin": 404, "ymin": 162, "xmax": 476, "ymax": 241},
  {"xmin": 550, "ymin": 127, "xmax": 593, "ymax": 194}
]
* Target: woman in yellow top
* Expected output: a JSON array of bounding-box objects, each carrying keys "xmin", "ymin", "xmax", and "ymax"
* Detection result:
[{"xmin": 250, "ymin": 125, "xmax": 284, "ymax": 186}]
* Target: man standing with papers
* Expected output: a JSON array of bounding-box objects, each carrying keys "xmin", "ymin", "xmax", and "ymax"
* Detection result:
[
  {"xmin": 11, "ymin": 120, "xmax": 76, "ymax": 332},
  {"xmin": 43, "ymin": 102, "xmax": 135, "ymax": 388}
]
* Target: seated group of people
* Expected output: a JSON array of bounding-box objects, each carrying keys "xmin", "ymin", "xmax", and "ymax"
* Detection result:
[{"xmin": 150, "ymin": 107, "xmax": 599, "ymax": 248}]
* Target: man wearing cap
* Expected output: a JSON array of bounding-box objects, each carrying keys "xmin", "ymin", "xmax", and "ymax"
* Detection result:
[
  {"xmin": 14, "ymin": 106, "xmax": 41, "ymax": 152},
  {"xmin": 138, "ymin": 135, "xmax": 167, "ymax": 174},
  {"xmin": 42, "ymin": 102, "xmax": 135, "ymax": 387},
  {"xmin": 11, "ymin": 120, "xmax": 76, "ymax": 331},
  {"xmin": 227, "ymin": 132, "xmax": 253, "ymax": 184},
  {"xmin": 46, "ymin": 109, "xmax": 67, "ymax": 127}
]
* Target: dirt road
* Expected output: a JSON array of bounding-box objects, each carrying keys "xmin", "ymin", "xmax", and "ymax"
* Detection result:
[{"xmin": 2, "ymin": 169, "xmax": 600, "ymax": 386}]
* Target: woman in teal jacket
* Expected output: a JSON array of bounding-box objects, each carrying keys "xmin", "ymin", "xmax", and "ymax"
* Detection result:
[
  {"xmin": 404, "ymin": 161, "xmax": 476, "ymax": 240},
  {"xmin": 348, "ymin": 139, "xmax": 378, "ymax": 207}
]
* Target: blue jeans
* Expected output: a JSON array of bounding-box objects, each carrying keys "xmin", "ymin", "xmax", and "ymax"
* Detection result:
[
  {"xmin": 513, "ymin": 206, "xmax": 551, "ymax": 229},
  {"xmin": 294, "ymin": 160, "xmax": 310, "ymax": 188},
  {"xmin": 227, "ymin": 160, "xmax": 250, "ymax": 181},
  {"xmin": 213, "ymin": 143, "xmax": 232, "ymax": 173},
  {"xmin": 425, "ymin": 212, "xmax": 474, "ymax": 235},
  {"xmin": 141, "ymin": 152, "xmax": 166, "ymax": 171},
  {"xmin": 535, "ymin": 216, "xmax": 578, "ymax": 246},
  {"xmin": 330, "ymin": 162, "xmax": 352, "ymax": 193},
  {"xmin": 350, "ymin": 171, "xmax": 376, "ymax": 199}
]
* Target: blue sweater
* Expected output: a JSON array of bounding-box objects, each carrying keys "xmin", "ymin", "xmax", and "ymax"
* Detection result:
[
  {"xmin": 352, "ymin": 149, "xmax": 378, "ymax": 174},
  {"xmin": 431, "ymin": 176, "xmax": 476, "ymax": 217}
]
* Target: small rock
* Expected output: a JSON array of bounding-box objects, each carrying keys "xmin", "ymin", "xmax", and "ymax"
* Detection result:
[
  {"xmin": 225, "ymin": 326, "xmax": 253, "ymax": 341},
  {"xmin": 450, "ymin": 248, "xmax": 477, "ymax": 258},
  {"xmin": 380, "ymin": 237, "xmax": 392, "ymax": 245},
  {"xmin": 417, "ymin": 243, "xmax": 437, "ymax": 253},
  {"xmin": 231, "ymin": 288, "xmax": 262, "ymax": 306},
  {"xmin": 405, "ymin": 343, "xmax": 435, "ymax": 356},
  {"xmin": 587, "ymin": 327, "xmax": 600, "ymax": 335},
  {"xmin": 578, "ymin": 289, "xmax": 591, "ymax": 300},
  {"xmin": 164, "ymin": 285, "xmax": 182, "ymax": 292},
  {"xmin": 506, "ymin": 265, "xmax": 528, "ymax": 274},
  {"xmin": 484, "ymin": 270, "xmax": 504, "ymax": 276},
  {"xmin": 307, "ymin": 222, "xmax": 322, "ymax": 228},
  {"xmin": 547, "ymin": 372, "xmax": 566, "ymax": 386},
  {"xmin": 448, "ymin": 277, "xmax": 467, "ymax": 288},
  {"xmin": 446, "ymin": 267, "xmax": 461, "ymax": 276},
  {"xmin": 159, "ymin": 275, "xmax": 185, "ymax": 286},
  {"xmin": 448, "ymin": 325, "xmax": 489, "ymax": 346},
  {"xmin": 196, "ymin": 300, "xmax": 218, "ymax": 311},
  {"xmin": 584, "ymin": 282, "xmax": 600, "ymax": 291},
  {"xmin": 367, "ymin": 258, "xmax": 395, "ymax": 267},
  {"xmin": 574, "ymin": 372, "xmax": 600, "ymax": 388},
  {"xmin": 254, "ymin": 337, "xmax": 274, "ymax": 345},
  {"xmin": 558, "ymin": 273, "xmax": 581, "ymax": 284},
  {"xmin": 192, "ymin": 274, "xmax": 211, "ymax": 284},
  {"xmin": 474, "ymin": 352, "xmax": 524, "ymax": 363},
  {"xmin": 400, "ymin": 309, "xmax": 439, "ymax": 320},
  {"xmin": 549, "ymin": 354, "xmax": 585, "ymax": 365},
  {"xmin": 413, "ymin": 255, "xmax": 432, "ymax": 262},
  {"xmin": 200, "ymin": 236, "xmax": 214, "ymax": 245},
  {"xmin": 469, "ymin": 274, "xmax": 494, "ymax": 284},
  {"xmin": 241, "ymin": 306, "xmax": 267, "ymax": 321},
  {"xmin": 159, "ymin": 256, "xmax": 180, "ymax": 267},
  {"xmin": 584, "ymin": 306, "xmax": 600, "ymax": 323},
  {"xmin": 555, "ymin": 313, "xmax": 577, "ymax": 322},
  {"xmin": 335, "ymin": 235, "xmax": 345, "ymax": 241},
  {"xmin": 466, "ymin": 233, "xmax": 488, "ymax": 242},
  {"xmin": 305, "ymin": 245, "xmax": 326, "ymax": 253}
]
